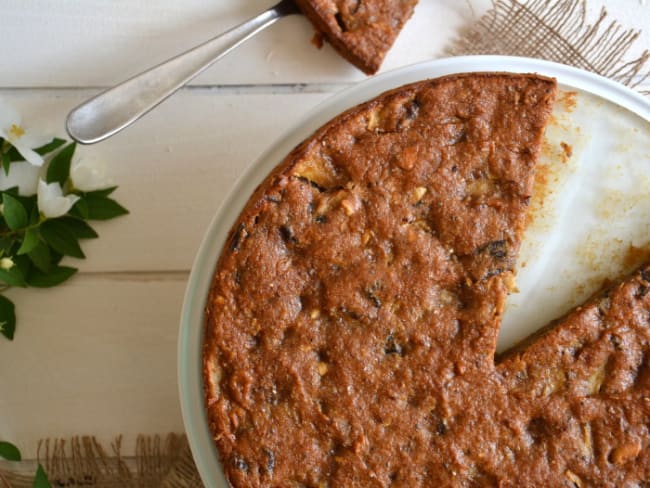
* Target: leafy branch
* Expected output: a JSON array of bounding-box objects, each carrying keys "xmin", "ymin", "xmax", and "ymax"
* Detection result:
[
  {"xmin": 0, "ymin": 137, "xmax": 128, "ymax": 341},
  {"xmin": 0, "ymin": 102, "xmax": 128, "ymax": 488}
]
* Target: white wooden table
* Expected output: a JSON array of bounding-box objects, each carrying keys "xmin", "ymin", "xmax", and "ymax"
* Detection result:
[{"xmin": 1, "ymin": 0, "xmax": 648, "ymax": 459}]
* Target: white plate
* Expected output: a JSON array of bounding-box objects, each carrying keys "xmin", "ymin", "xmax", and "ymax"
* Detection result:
[{"xmin": 178, "ymin": 55, "xmax": 650, "ymax": 488}]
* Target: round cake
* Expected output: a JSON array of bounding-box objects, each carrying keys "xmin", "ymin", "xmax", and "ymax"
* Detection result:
[{"xmin": 203, "ymin": 73, "xmax": 650, "ymax": 486}]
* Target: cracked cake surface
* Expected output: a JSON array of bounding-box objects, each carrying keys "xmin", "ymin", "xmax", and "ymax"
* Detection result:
[
  {"xmin": 295, "ymin": 0, "xmax": 418, "ymax": 74},
  {"xmin": 203, "ymin": 73, "xmax": 649, "ymax": 486}
]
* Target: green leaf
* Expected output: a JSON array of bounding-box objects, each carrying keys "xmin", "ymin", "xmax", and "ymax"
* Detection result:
[
  {"xmin": 0, "ymin": 265, "xmax": 26, "ymax": 287},
  {"xmin": 0, "ymin": 194, "xmax": 36, "ymax": 233},
  {"xmin": 14, "ymin": 254, "xmax": 32, "ymax": 279},
  {"xmin": 3, "ymin": 146, "xmax": 20, "ymax": 164},
  {"xmin": 84, "ymin": 195, "xmax": 129, "ymax": 221},
  {"xmin": 55, "ymin": 217, "xmax": 98, "ymax": 239},
  {"xmin": 0, "ymin": 440, "xmax": 21, "ymax": 460},
  {"xmin": 35, "ymin": 138, "xmax": 66, "ymax": 156},
  {"xmin": 2, "ymin": 193, "xmax": 28, "ymax": 230},
  {"xmin": 40, "ymin": 220, "xmax": 85, "ymax": 259},
  {"xmin": 5, "ymin": 192, "xmax": 38, "ymax": 213},
  {"xmin": 0, "ymin": 237, "xmax": 14, "ymax": 254},
  {"xmin": 46, "ymin": 142, "xmax": 76, "ymax": 185},
  {"xmin": 86, "ymin": 186, "xmax": 118, "ymax": 198},
  {"xmin": 2, "ymin": 152, "xmax": 10, "ymax": 175},
  {"xmin": 33, "ymin": 464, "xmax": 52, "ymax": 488},
  {"xmin": 50, "ymin": 250, "xmax": 63, "ymax": 267},
  {"xmin": 0, "ymin": 296, "xmax": 17, "ymax": 341},
  {"xmin": 70, "ymin": 198, "xmax": 89, "ymax": 219},
  {"xmin": 28, "ymin": 265, "xmax": 77, "ymax": 288},
  {"xmin": 29, "ymin": 203, "xmax": 40, "ymax": 225},
  {"xmin": 17, "ymin": 228, "xmax": 40, "ymax": 255},
  {"xmin": 28, "ymin": 241, "xmax": 52, "ymax": 273}
]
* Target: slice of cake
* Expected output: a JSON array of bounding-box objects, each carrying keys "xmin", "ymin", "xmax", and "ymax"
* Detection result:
[
  {"xmin": 495, "ymin": 266, "xmax": 650, "ymax": 485},
  {"xmin": 203, "ymin": 73, "xmax": 557, "ymax": 486},
  {"xmin": 411, "ymin": 264, "xmax": 650, "ymax": 485},
  {"xmin": 295, "ymin": 0, "xmax": 418, "ymax": 74}
]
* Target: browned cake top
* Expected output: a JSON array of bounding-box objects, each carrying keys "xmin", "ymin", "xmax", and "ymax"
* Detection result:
[
  {"xmin": 493, "ymin": 267, "xmax": 650, "ymax": 485},
  {"xmin": 295, "ymin": 0, "xmax": 418, "ymax": 74},
  {"xmin": 202, "ymin": 73, "xmax": 636, "ymax": 487}
]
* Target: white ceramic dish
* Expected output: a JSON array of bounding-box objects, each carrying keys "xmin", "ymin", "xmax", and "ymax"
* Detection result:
[{"xmin": 178, "ymin": 55, "xmax": 650, "ymax": 487}]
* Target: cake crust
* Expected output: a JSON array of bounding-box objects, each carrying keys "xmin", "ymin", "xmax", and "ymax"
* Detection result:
[
  {"xmin": 203, "ymin": 73, "xmax": 616, "ymax": 487},
  {"xmin": 203, "ymin": 73, "xmax": 646, "ymax": 487},
  {"xmin": 295, "ymin": 0, "xmax": 418, "ymax": 74},
  {"xmin": 495, "ymin": 266, "xmax": 650, "ymax": 485}
]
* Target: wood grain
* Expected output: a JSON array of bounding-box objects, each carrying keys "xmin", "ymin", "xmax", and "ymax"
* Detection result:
[
  {"xmin": 0, "ymin": 89, "xmax": 329, "ymax": 271},
  {"xmin": 0, "ymin": 0, "xmax": 491, "ymax": 87},
  {"xmin": 0, "ymin": 278, "xmax": 186, "ymax": 457}
]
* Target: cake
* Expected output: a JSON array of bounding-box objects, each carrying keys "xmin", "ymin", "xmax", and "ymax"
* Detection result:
[
  {"xmin": 494, "ymin": 266, "xmax": 650, "ymax": 485},
  {"xmin": 203, "ymin": 73, "xmax": 649, "ymax": 485},
  {"xmin": 295, "ymin": 0, "xmax": 418, "ymax": 74}
]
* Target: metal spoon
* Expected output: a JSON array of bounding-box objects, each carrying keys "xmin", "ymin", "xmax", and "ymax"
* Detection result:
[{"xmin": 66, "ymin": 0, "xmax": 300, "ymax": 145}]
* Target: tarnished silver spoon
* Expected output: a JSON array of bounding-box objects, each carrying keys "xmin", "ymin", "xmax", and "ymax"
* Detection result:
[{"xmin": 66, "ymin": 0, "xmax": 300, "ymax": 145}]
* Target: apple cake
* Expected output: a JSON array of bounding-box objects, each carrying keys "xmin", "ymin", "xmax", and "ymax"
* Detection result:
[{"xmin": 204, "ymin": 73, "xmax": 649, "ymax": 486}]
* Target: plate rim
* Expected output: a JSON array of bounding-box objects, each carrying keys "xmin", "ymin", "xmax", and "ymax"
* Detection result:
[{"xmin": 177, "ymin": 55, "xmax": 650, "ymax": 488}]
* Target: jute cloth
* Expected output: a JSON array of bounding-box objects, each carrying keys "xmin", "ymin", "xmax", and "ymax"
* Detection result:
[
  {"xmin": 1, "ymin": 1, "xmax": 648, "ymax": 487},
  {"xmin": 447, "ymin": 0, "xmax": 649, "ymax": 92},
  {"xmin": 0, "ymin": 435, "xmax": 201, "ymax": 487}
]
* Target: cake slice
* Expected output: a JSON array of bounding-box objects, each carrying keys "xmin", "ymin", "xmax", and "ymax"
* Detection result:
[
  {"xmin": 295, "ymin": 0, "xmax": 418, "ymax": 74},
  {"xmin": 204, "ymin": 73, "xmax": 557, "ymax": 486},
  {"xmin": 415, "ymin": 264, "xmax": 650, "ymax": 485},
  {"xmin": 495, "ymin": 266, "xmax": 650, "ymax": 486}
]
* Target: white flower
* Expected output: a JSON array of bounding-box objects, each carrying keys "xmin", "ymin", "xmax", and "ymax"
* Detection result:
[
  {"xmin": 0, "ymin": 257, "xmax": 14, "ymax": 270},
  {"xmin": 37, "ymin": 179, "xmax": 80, "ymax": 218},
  {"xmin": 70, "ymin": 157, "xmax": 113, "ymax": 192},
  {"xmin": 0, "ymin": 160, "xmax": 41, "ymax": 196},
  {"xmin": 0, "ymin": 99, "xmax": 50, "ymax": 167}
]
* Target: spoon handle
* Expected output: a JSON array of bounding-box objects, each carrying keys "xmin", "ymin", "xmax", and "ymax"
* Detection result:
[{"xmin": 66, "ymin": 0, "xmax": 300, "ymax": 144}]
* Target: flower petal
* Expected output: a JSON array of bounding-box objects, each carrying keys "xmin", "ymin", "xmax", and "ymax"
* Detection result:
[
  {"xmin": 0, "ymin": 99, "xmax": 21, "ymax": 129},
  {"xmin": 0, "ymin": 160, "xmax": 41, "ymax": 196},
  {"xmin": 20, "ymin": 131, "xmax": 52, "ymax": 151},
  {"xmin": 37, "ymin": 179, "xmax": 80, "ymax": 218},
  {"xmin": 10, "ymin": 142, "xmax": 44, "ymax": 167},
  {"xmin": 71, "ymin": 157, "xmax": 113, "ymax": 192},
  {"xmin": 0, "ymin": 100, "xmax": 50, "ymax": 166}
]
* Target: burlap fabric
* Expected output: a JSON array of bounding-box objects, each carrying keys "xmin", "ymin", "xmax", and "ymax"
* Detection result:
[
  {"xmin": 447, "ymin": 0, "xmax": 649, "ymax": 92},
  {"xmin": 1, "ymin": 1, "xmax": 648, "ymax": 487},
  {"xmin": 0, "ymin": 435, "xmax": 201, "ymax": 488}
]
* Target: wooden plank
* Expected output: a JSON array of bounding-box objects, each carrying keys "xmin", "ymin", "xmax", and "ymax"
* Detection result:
[
  {"xmin": 0, "ymin": 0, "xmax": 498, "ymax": 87},
  {"xmin": 0, "ymin": 277, "xmax": 188, "ymax": 458},
  {"xmin": 0, "ymin": 88, "xmax": 331, "ymax": 272},
  {"xmin": 3, "ymin": 0, "xmax": 649, "ymax": 89}
]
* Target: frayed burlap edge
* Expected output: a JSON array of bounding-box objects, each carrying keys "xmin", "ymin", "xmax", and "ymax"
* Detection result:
[
  {"xmin": 447, "ymin": 0, "xmax": 650, "ymax": 94},
  {"xmin": 0, "ymin": 434, "xmax": 202, "ymax": 488}
]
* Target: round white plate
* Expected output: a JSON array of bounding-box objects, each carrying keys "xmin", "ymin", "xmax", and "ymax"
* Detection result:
[{"xmin": 178, "ymin": 55, "xmax": 650, "ymax": 488}]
